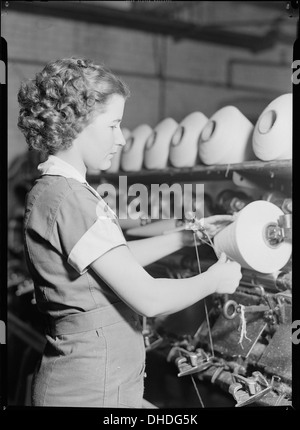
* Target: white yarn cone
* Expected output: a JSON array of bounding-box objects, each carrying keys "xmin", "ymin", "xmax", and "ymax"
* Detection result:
[
  {"xmin": 144, "ymin": 118, "xmax": 178, "ymax": 169},
  {"xmin": 198, "ymin": 106, "xmax": 255, "ymax": 165},
  {"xmin": 169, "ymin": 112, "xmax": 208, "ymax": 167},
  {"xmin": 252, "ymin": 93, "xmax": 292, "ymax": 161}
]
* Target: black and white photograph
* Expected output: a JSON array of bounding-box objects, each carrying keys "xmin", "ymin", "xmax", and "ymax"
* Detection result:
[{"xmin": 1, "ymin": 0, "xmax": 298, "ymax": 414}]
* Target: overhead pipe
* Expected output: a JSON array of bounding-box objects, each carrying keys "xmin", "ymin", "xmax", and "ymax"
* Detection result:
[{"xmin": 10, "ymin": 1, "xmax": 292, "ymax": 52}]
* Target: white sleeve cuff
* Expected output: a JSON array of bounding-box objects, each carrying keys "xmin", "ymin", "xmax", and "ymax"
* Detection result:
[{"xmin": 68, "ymin": 218, "xmax": 127, "ymax": 275}]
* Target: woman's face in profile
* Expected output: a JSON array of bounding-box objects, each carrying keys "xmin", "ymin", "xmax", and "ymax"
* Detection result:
[{"xmin": 75, "ymin": 94, "xmax": 126, "ymax": 171}]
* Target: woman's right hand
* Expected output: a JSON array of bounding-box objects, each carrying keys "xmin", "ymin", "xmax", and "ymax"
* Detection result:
[{"xmin": 206, "ymin": 252, "xmax": 242, "ymax": 294}]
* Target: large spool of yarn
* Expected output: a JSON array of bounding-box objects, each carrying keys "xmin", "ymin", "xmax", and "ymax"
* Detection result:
[
  {"xmin": 213, "ymin": 200, "xmax": 292, "ymax": 274},
  {"xmin": 252, "ymin": 93, "xmax": 292, "ymax": 161},
  {"xmin": 169, "ymin": 112, "xmax": 208, "ymax": 167},
  {"xmin": 106, "ymin": 128, "xmax": 131, "ymax": 173},
  {"xmin": 144, "ymin": 118, "xmax": 178, "ymax": 169},
  {"xmin": 120, "ymin": 124, "xmax": 153, "ymax": 172},
  {"xmin": 198, "ymin": 106, "xmax": 255, "ymax": 165}
]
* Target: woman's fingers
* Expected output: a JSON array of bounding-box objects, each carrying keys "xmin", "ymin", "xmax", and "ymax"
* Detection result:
[{"xmin": 203, "ymin": 214, "xmax": 235, "ymax": 225}]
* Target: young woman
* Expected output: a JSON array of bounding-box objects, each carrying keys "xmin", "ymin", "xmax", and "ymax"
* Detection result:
[{"xmin": 17, "ymin": 57, "xmax": 242, "ymax": 408}]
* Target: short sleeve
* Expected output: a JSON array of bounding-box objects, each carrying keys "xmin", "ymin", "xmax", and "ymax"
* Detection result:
[{"xmin": 50, "ymin": 188, "xmax": 127, "ymax": 275}]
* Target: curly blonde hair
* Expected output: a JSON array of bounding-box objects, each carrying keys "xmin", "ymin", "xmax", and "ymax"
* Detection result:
[{"xmin": 18, "ymin": 57, "xmax": 130, "ymax": 155}]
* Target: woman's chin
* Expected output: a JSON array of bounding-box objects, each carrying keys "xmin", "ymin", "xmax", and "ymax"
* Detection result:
[
  {"xmin": 99, "ymin": 159, "xmax": 112, "ymax": 171},
  {"xmin": 86, "ymin": 158, "xmax": 112, "ymax": 172},
  {"xmin": 87, "ymin": 166, "xmax": 102, "ymax": 174}
]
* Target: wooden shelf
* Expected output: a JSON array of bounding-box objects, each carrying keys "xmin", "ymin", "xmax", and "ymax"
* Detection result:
[{"xmin": 87, "ymin": 159, "xmax": 292, "ymax": 185}]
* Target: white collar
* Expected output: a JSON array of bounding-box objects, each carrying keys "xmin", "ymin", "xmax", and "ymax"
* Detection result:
[
  {"xmin": 37, "ymin": 155, "xmax": 117, "ymax": 218},
  {"xmin": 37, "ymin": 155, "xmax": 88, "ymax": 184}
]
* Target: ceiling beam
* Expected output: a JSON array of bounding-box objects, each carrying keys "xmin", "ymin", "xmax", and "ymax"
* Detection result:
[
  {"xmin": 131, "ymin": 1, "xmax": 198, "ymax": 15},
  {"xmin": 241, "ymin": 1, "xmax": 287, "ymax": 11},
  {"xmin": 9, "ymin": 1, "xmax": 293, "ymax": 52}
]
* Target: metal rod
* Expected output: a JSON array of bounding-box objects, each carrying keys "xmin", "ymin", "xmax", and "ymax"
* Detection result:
[
  {"xmin": 191, "ymin": 375, "xmax": 205, "ymax": 408},
  {"xmin": 245, "ymin": 323, "xmax": 268, "ymax": 358}
]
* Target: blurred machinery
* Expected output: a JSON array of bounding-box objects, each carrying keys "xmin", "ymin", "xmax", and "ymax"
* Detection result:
[
  {"xmin": 151, "ymin": 262, "xmax": 292, "ymax": 407},
  {"xmin": 140, "ymin": 192, "xmax": 292, "ymax": 408}
]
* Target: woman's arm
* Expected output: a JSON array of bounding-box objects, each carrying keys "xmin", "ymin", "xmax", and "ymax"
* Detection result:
[
  {"xmin": 126, "ymin": 214, "xmax": 235, "ymax": 267},
  {"xmin": 127, "ymin": 232, "xmax": 183, "ymax": 267},
  {"xmin": 91, "ymin": 245, "xmax": 242, "ymax": 318}
]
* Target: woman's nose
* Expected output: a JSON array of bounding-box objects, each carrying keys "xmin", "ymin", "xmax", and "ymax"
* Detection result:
[{"xmin": 115, "ymin": 129, "xmax": 126, "ymax": 147}]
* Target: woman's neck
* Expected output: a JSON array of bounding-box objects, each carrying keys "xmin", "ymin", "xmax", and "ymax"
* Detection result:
[{"xmin": 54, "ymin": 148, "xmax": 87, "ymax": 178}]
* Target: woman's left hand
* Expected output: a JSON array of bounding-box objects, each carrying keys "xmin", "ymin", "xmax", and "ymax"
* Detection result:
[
  {"xmin": 198, "ymin": 214, "xmax": 235, "ymax": 238},
  {"xmin": 180, "ymin": 214, "xmax": 235, "ymax": 247}
]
